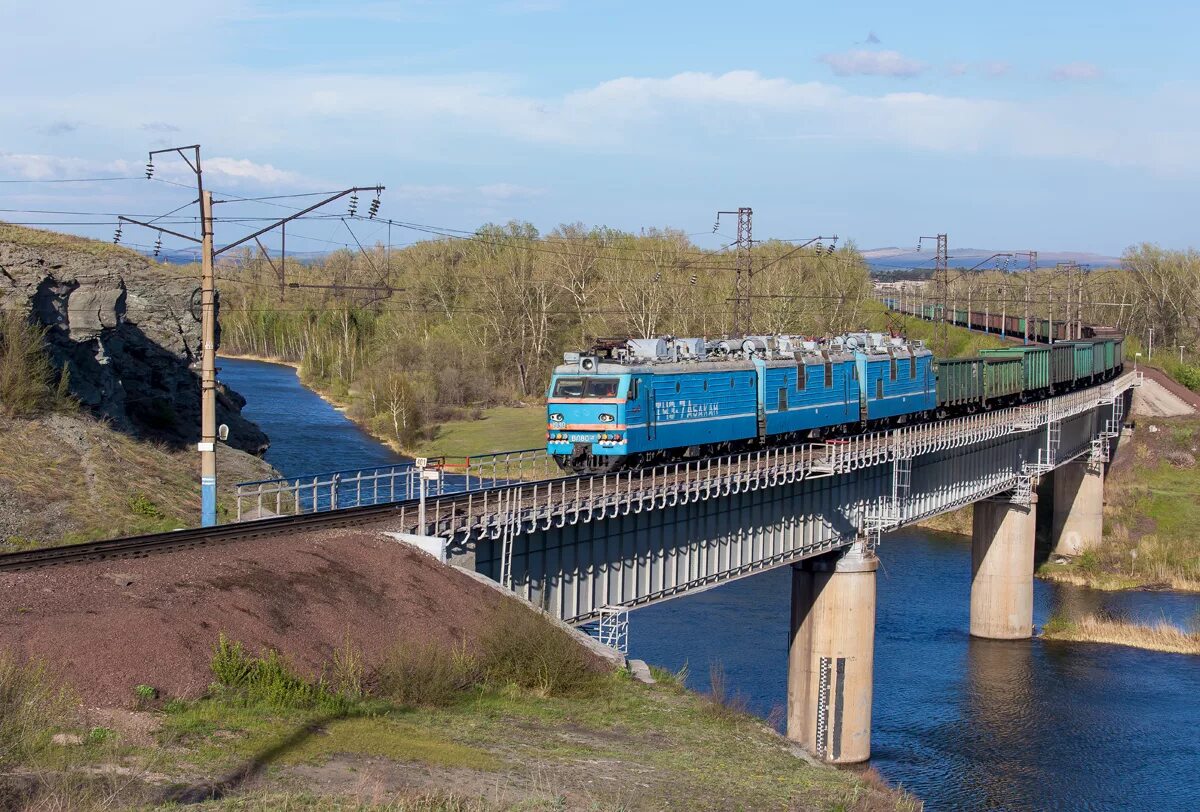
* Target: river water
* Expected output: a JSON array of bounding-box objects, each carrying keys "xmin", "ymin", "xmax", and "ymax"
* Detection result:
[{"xmin": 220, "ymin": 356, "xmax": 1200, "ymax": 811}]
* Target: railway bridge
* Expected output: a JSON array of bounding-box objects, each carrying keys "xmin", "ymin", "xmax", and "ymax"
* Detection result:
[{"xmin": 232, "ymin": 369, "xmax": 1139, "ymax": 764}]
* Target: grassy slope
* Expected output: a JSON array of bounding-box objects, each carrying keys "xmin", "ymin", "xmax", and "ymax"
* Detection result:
[
  {"xmin": 26, "ymin": 676, "xmax": 915, "ymax": 811},
  {"xmin": 416, "ymin": 406, "xmax": 547, "ymax": 458},
  {"xmin": 1039, "ymin": 416, "xmax": 1200, "ymax": 592},
  {"xmin": 0, "ymin": 222, "xmax": 145, "ymax": 259},
  {"xmin": 0, "ymin": 414, "xmax": 276, "ymax": 548}
]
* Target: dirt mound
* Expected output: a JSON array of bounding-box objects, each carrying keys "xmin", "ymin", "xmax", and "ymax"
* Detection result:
[{"xmin": 0, "ymin": 531, "xmax": 518, "ymax": 706}]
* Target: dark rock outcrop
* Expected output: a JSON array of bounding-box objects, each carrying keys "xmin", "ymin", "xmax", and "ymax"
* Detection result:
[{"xmin": 0, "ymin": 234, "xmax": 268, "ymax": 455}]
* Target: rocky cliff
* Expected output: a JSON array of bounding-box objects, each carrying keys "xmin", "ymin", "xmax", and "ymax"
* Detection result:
[{"xmin": 0, "ymin": 225, "xmax": 268, "ymax": 455}]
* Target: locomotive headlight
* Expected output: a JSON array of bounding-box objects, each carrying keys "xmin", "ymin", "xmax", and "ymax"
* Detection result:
[
  {"xmin": 599, "ymin": 413, "xmax": 615, "ymax": 423},
  {"xmin": 550, "ymin": 413, "xmax": 564, "ymax": 423}
]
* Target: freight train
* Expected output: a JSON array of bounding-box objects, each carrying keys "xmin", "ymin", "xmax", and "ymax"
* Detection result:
[
  {"xmin": 545, "ymin": 332, "xmax": 1124, "ymax": 473},
  {"xmin": 879, "ymin": 295, "xmax": 1120, "ymax": 343}
]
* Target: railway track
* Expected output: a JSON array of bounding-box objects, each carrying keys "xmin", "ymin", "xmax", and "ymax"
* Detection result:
[{"xmin": 0, "ymin": 499, "xmax": 423, "ymax": 573}]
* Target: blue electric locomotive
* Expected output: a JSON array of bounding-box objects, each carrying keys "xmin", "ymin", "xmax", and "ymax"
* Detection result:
[{"xmin": 546, "ymin": 334, "xmax": 934, "ymax": 473}]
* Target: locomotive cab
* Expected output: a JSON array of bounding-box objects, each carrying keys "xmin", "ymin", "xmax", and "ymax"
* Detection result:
[{"xmin": 547, "ymin": 361, "xmax": 635, "ymax": 474}]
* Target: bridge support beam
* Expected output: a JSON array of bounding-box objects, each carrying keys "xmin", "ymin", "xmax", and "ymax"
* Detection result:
[
  {"xmin": 1052, "ymin": 462, "xmax": 1104, "ymax": 556},
  {"xmin": 787, "ymin": 541, "xmax": 877, "ymax": 764},
  {"xmin": 970, "ymin": 494, "xmax": 1036, "ymax": 640}
]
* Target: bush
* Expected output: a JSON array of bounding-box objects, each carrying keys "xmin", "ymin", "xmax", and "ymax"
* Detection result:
[
  {"xmin": 128, "ymin": 494, "xmax": 165, "ymax": 519},
  {"xmin": 0, "ymin": 310, "xmax": 73, "ymax": 418},
  {"xmin": 375, "ymin": 642, "xmax": 481, "ymax": 708},
  {"xmin": 1164, "ymin": 360, "xmax": 1200, "ymax": 393},
  {"xmin": 477, "ymin": 600, "xmax": 603, "ymax": 698},
  {"xmin": 0, "ymin": 653, "xmax": 76, "ymax": 767},
  {"xmin": 210, "ymin": 634, "xmax": 347, "ymax": 712}
]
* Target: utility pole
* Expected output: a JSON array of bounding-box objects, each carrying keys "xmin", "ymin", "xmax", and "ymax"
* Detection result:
[
  {"xmin": 918, "ymin": 233, "xmax": 948, "ymax": 355},
  {"xmin": 199, "ymin": 190, "xmax": 217, "ymax": 526},
  {"xmin": 120, "ymin": 144, "xmax": 383, "ymax": 528},
  {"xmin": 1024, "ymin": 251, "xmax": 1036, "ymax": 344},
  {"xmin": 716, "ymin": 207, "xmax": 753, "ymax": 336},
  {"xmin": 1076, "ymin": 267, "xmax": 1085, "ymax": 340}
]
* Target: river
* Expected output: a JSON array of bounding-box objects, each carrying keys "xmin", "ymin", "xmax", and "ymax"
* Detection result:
[{"xmin": 220, "ymin": 356, "xmax": 1200, "ymax": 811}]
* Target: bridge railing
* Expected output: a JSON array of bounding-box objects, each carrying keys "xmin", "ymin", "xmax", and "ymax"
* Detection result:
[{"xmin": 235, "ymin": 447, "xmax": 561, "ymax": 521}]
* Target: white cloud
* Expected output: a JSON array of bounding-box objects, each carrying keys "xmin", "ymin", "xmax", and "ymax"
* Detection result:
[
  {"xmin": 1051, "ymin": 62, "xmax": 1104, "ymax": 81},
  {"xmin": 478, "ymin": 183, "xmax": 546, "ymax": 200},
  {"xmin": 818, "ymin": 49, "xmax": 925, "ymax": 78},
  {"xmin": 204, "ymin": 157, "xmax": 306, "ymax": 186},
  {"xmin": 982, "ymin": 61, "xmax": 1013, "ymax": 78}
]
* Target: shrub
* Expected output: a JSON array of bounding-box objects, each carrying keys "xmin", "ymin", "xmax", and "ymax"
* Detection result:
[
  {"xmin": 375, "ymin": 642, "xmax": 481, "ymax": 708},
  {"xmin": 127, "ymin": 494, "xmax": 165, "ymax": 519},
  {"xmin": 0, "ymin": 310, "xmax": 74, "ymax": 418},
  {"xmin": 0, "ymin": 653, "xmax": 76, "ymax": 767},
  {"xmin": 477, "ymin": 600, "xmax": 603, "ymax": 698},
  {"xmin": 210, "ymin": 634, "xmax": 344, "ymax": 712},
  {"xmin": 704, "ymin": 661, "xmax": 750, "ymax": 721}
]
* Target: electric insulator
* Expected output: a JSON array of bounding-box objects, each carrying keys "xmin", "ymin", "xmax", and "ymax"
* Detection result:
[
  {"xmin": 368, "ymin": 197, "xmax": 380, "ymax": 218},
  {"xmin": 153, "ymin": 236, "xmax": 162, "ymax": 258},
  {"xmin": 826, "ymin": 243, "xmax": 835, "ymax": 255},
  {"xmin": 145, "ymin": 160, "xmax": 155, "ymax": 179},
  {"xmin": 814, "ymin": 241, "xmax": 823, "ymax": 253},
  {"xmin": 689, "ymin": 274, "xmax": 697, "ymax": 285},
  {"xmin": 348, "ymin": 193, "xmax": 359, "ymax": 217},
  {"xmin": 652, "ymin": 271, "xmax": 661, "ymax": 282},
  {"xmin": 113, "ymin": 225, "xmax": 122, "ymax": 244}
]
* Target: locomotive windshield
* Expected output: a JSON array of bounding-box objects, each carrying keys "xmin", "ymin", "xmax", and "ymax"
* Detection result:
[{"xmin": 552, "ymin": 377, "xmax": 621, "ymax": 398}]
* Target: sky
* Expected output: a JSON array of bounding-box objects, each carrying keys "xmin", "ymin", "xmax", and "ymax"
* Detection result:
[{"xmin": 3, "ymin": 0, "xmax": 1199, "ymax": 258}]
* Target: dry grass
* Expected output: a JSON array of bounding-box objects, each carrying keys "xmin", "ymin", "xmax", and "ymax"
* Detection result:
[
  {"xmin": 1042, "ymin": 613, "xmax": 1200, "ymax": 655},
  {"xmin": 0, "ymin": 413, "xmax": 276, "ymax": 547},
  {"xmin": 0, "ymin": 222, "xmax": 143, "ymax": 260}
]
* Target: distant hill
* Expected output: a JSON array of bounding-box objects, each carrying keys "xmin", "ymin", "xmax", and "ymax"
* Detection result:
[{"xmin": 863, "ymin": 246, "xmax": 1124, "ymax": 274}]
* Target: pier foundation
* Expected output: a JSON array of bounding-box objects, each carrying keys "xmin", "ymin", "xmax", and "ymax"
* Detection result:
[
  {"xmin": 970, "ymin": 494, "xmax": 1036, "ymax": 640},
  {"xmin": 1052, "ymin": 462, "xmax": 1104, "ymax": 556},
  {"xmin": 787, "ymin": 541, "xmax": 877, "ymax": 764}
]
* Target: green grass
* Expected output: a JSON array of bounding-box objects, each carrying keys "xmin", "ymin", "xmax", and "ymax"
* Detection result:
[
  {"xmin": 416, "ymin": 406, "xmax": 546, "ymax": 458},
  {"xmin": 1039, "ymin": 416, "xmax": 1200, "ymax": 592}
]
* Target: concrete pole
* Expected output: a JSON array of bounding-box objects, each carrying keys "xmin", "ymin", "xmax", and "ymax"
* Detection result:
[
  {"xmin": 199, "ymin": 190, "xmax": 218, "ymax": 527},
  {"xmin": 787, "ymin": 541, "xmax": 877, "ymax": 764},
  {"xmin": 970, "ymin": 494, "xmax": 1036, "ymax": 640},
  {"xmin": 1052, "ymin": 462, "xmax": 1104, "ymax": 556}
]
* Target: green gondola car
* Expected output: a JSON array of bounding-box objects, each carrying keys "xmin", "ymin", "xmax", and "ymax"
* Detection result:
[
  {"xmin": 979, "ymin": 346, "xmax": 1050, "ymax": 392},
  {"xmin": 983, "ymin": 356, "xmax": 1023, "ymax": 401}
]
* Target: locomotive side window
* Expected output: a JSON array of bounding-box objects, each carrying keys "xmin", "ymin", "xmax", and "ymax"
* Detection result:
[
  {"xmin": 890, "ymin": 358, "xmax": 897, "ymax": 381},
  {"xmin": 909, "ymin": 355, "xmax": 916, "ymax": 379},
  {"xmin": 824, "ymin": 362, "xmax": 833, "ymax": 388},
  {"xmin": 627, "ymin": 379, "xmax": 639, "ymax": 400},
  {"xmin": 876, "ymin": 378, "xmax": 884, "ymax": 399},
  {"xmin": 778, "ymin": 388, "xmax": 788, "ymax": 411},
  {"xmin": 675, "ymin": 381, "xmax": 681, "ymax": 394},
  {"xmin": 797, "ymin": 364, "xmax": 806, "ymax": 391}
]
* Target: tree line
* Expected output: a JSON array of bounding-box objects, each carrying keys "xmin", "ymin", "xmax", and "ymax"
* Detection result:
[{"xmin": 208, "ymin": 222, "xmax": 872, "ymax": 447}]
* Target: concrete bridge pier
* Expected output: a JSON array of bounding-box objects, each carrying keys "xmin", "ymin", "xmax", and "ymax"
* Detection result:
[
  {"xmin": 1052, "ymin": 462, "xmax": 1104, "ymax": 556},
  {"xmin": 787, "ymin": 540, "xmax": 877, "ymax": 764},
  {"xmin": 970, "ymin": 494, "xmax": 1037, "ymax": 640}
]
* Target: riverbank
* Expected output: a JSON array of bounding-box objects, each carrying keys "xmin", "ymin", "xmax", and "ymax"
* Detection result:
[
  {"xmin": 1037, "ymin": 414, "xmax": 1200, "ymax": 593},
  {"xmin": 1042, "ymin": 613, "xmax": 1200, "ymax": 655}
]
